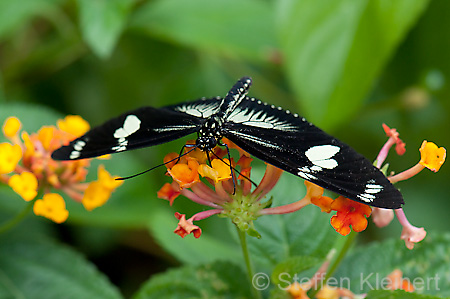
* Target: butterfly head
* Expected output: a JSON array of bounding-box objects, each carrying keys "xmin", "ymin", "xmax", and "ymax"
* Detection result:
[{"xmin": 196, "ymin": 118, "xmax": 222, "ymax": 151}]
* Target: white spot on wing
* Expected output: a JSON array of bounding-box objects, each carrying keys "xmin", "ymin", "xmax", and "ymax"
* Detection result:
[
  {"xmin": 357, "ymin": 182, "xmax": 384, "ymax": 203},
  {"xmin": 305, "ymin": 145, "xmax": 340, "ymax": 169},
  {"xmin": 69, "ymin": 151, "xmax": 80, "ymax": 159},
  {"xmin": 111, "ymin": 115, "xmax": 141, "ymax": 152},
  {"xmin": 69, "ymin": 140, "xmax": 86, "ymax": 159},
  {"xmin": 114, "ymin": 115, "xmax": 141, "ymax": 139},
  {"xmin": 74, "ymin": 140, "xmax": 86, "ymax": 151}
]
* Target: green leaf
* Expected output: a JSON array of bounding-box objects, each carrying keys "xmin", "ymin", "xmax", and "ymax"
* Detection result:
[
  {"xmin": 78, "ymin": 0, "xmax": 133, "ymax": 59},
  {"xmin": 134, "ymin": 261, "xmax": 251, "ymax": 299},
  {"xmin": 0, "ymin": 234, "xmax": 122, "ymax": 299},
  {"xmin": 0, "ymin": 0, "xmax": 62, "ymax": 41},
  {"xmin": 130, "ymin": 0, "xmax": 277, "ymax": 61},
  {"xmin": 278, "ymin": 0, "xmax": 429, "ymax": 129},
  {"xmin": 366, "ymin": 289, "xmax": 443, "ymax": 299},
  {"xmin": 334, "ymin": 232, "xmax": 450, "ymax": 296}
]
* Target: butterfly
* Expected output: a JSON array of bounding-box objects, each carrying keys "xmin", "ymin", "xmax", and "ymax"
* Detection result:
[{"xmin": 52, "ymin": 77, "xmax": 404, "ymax": 209}]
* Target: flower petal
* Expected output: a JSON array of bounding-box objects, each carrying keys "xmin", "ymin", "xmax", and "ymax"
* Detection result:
[
  {"xmin": 97, "ymin": 165, "xmax": 123, "ymax": 190},
  {"xmin": 419, "ymin": 140, "xmax": 446, "ymax": 172},
  {"xmin": 174, "ymin": 212, "xmax": 202, "ymax": 238},
  {"xmin": 8, "ymin": 172, "xmax": 38, "ymax": 201},
  {"xmin": 157, "ymin": 183, "xmax": 180, "ymax": 205},
  {"xmin": 168, "ymin": 158, "xmax": 200, "ymax": 188},
  {"xmin": 330, "ymin": 196, "xmax": 372, "ymax": 236},
  {"xmin": 82, "ymin": 181, "xmax": 112, "ymax": 211},
  {"xmin": 0, "ymin": 143, "xmax": 22, "ymax": 174},
  {"xmin": 33, "ymin": 193, "xmax": 69, "ymax": 223},
  {"xmin": 2, "ymin": 117, "xmax": 21, "ymax": 138},
  {"xmin": 57, "ymin": 115, "xmax": 90, "ymax": 137}
]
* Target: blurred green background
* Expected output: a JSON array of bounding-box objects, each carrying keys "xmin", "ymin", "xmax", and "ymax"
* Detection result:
[{"xmin": 0, "ymin": 0, "xmax": 448, "ymax": 297}]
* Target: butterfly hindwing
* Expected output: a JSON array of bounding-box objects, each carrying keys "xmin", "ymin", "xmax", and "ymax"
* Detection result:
[
  {"xmin": 222, "ymin": 97, "xmax": 403, "ymax": 208},
  {"xmin": 52, "ymin": 106, "xmax": 205, "ymax": 160}
]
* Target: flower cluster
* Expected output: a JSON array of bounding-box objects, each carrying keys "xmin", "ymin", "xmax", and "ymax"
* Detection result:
[
  {"xmin": 157, "ymin": 125, "xmax": 446, "ymax": 251},
  {"xmin": 0, "ymin": 116, "xmax": 122, "ymax": 223}
]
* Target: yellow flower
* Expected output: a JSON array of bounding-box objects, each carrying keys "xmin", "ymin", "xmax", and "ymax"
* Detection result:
[
  {"xmin": 8, "ymin": 172, "xmax": 38, "ymax": 201},
  {"xmin": 82, "ymin": 166, "xmax": 122, "ymax": 211},
  {"xmin": 97, "ymin": 165, "xmax": 123, "ymax": 190},
  {"xmin": 82, "ymin": 181, "xmax": 112, "ymax": 211},
  {"xmin": 33, "ymin": 193, "xmax": 69, "ymax": 223},
  {"xmin": 198, "ymin": 159, "xmax": 232, "ymax": 183},
  {"xmin": 57, "ymin": 115, "xmax": 90, "ymax": 137},
  {"xmin": 0, "ymin": 143, "xmax": 22, "ymax": 174},
  {"xmin": 419, "ymin": 140, "xmax": 446, "ymax": 172},
  {"xmin": 2, "ymin": 117, "xmax": 21, "ymax": 138}
]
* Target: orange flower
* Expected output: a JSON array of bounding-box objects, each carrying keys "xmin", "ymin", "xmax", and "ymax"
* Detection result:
[
  {"xmin": 163, "ymin": 152, "xmax": 181, "ymax": 169},
  {"xmin": 386, "ymin": 269, "xmax": 414, "ymax": 292},
  {"xmin": 157, "ymin": 183, "xmax": 181, "ymax": 205},
  {"xmin": 198, "ymin": 159, "xmax": 232, "ymax": 183},
  {"xmin": 330, "ymin": 196, "xmax": 372, "ymax": 236},
  {"xmin": 33, "ymin": 193, "xmax": 69, "ymax": 223},
  {"xmin": 167, "ymin": 158, "xmax": 200, "ymax": 188},
  {"xmin": 0, "ymin": 143, "xmax": 22, "ymax": 174},
  {"xmin": 287, "ymin": 282, "xmax": 310, "ymax": 299},
  {"xmin": 382, "ymin": 123, "xmax": 406, "ymax": 155},
  {"xmin": 305, "ymin": 181, "xmax": 334, "ymax": 213},
  {"xmin": 419, "ymin": 140, "xmax": 446, "ymax": 172},
  {"xmin": 37, "ymin": 126, "xmax": 55, "ymax": 151},
  {"xmin": 8, "ymin": 172, "xmax": 38, "ymax": 201},
  {"xmin": 2, "ymin": 117, "xmax": 21, "ymax": 138},
  {"xmin": 174, "ymin": 212, "xmax": 202, "ymax": 238}
]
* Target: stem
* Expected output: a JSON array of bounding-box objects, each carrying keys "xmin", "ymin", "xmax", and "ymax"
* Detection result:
[
  {"xmin": 308, "ymin": 231, "xmax": 357, "ymax": 298},
  {"xmin": 0, "ymin": 199, "xmax": 35, "ymax": 234},
  {"xmin": 237, "ymin": 227, "xmax": 262, "ymax": 299}
]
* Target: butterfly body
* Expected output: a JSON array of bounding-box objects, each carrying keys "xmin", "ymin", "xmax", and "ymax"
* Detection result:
[{"xmin": 52, "ymin": 77, "xmax": 404, "ymax": 209}]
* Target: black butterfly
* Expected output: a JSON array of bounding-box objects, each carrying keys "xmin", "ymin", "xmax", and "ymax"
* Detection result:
[{"xmin": 52, "ymin": 77, "xmax": 403, "ymax": 209}]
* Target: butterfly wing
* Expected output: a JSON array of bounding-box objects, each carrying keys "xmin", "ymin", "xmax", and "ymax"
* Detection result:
[
  {"xmin": 222, "ymin": 97, "xmax": 403, "ymax": 209},
  {"xmin": 52, "ymin": 106, "xmax": 205, "ymax": 160}
]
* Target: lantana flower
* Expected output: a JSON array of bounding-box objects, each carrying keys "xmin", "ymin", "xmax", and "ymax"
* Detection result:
[
  {"xmin": 0, "ymin": 116, "xmax": 122, "ymax": 224},
  {"xmin": 157, "ymin": 139, "xmax": 367, "ymax": 239}
]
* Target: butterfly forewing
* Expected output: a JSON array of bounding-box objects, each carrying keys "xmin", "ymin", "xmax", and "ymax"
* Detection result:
[
  {"xmin": 222, "ymin": 97, "xmax": 403, "ymax": 209},
  {"xmin": 52, "ymin": 106, "xmax": 205, "ymax": 160}
]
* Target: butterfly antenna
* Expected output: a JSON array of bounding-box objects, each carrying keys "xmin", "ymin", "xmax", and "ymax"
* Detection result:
[{"xmin": 116, "ymin": 146, "xmax": 198, "ymax": 180}]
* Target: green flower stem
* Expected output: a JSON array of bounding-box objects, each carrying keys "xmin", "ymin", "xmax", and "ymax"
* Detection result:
[
  {"xmin": 0, "ymin": 199, "xmax": 36, "ymax": 234},
  {"xmin": 237, "ymin": 227, "xmax": 262, "ymax": 299},
  {"xmin": 309, "ymin": 230, "xmax": 357, "ymax": 298}
]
